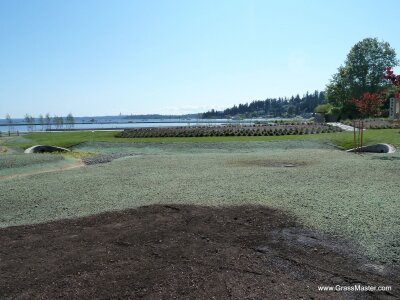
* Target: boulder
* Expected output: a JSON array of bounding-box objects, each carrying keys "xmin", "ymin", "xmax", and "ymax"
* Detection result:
[
  {"xmin": 346, "ymin": 143, "xmax": 396, "ymax": 154},
  {"xmin": 24, "ymin": 145, "xmax": 70, "ymax": 154}
]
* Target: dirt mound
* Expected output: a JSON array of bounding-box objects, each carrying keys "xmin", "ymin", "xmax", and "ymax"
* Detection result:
[{"xmin": 0, "ymin": 205, "xmax": 398, "ymax": 299}]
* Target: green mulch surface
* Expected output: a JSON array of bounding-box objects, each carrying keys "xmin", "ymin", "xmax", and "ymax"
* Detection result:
[
  {"xmin": 0, "ymin": 140, "xmax": 399, "ymax": 265},
  {"xmin": 0, "ymin": 154, "xmax": 78, "ymax": 178},
  {"xmin": 0, "ymin": 154, "xmax": 64, "ymax": 170},
  {"xmin": 72, "ymin": 140, "xmax": 337, "ymax": 155}
]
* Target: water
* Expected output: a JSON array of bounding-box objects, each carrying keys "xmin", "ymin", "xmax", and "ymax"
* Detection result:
[{"xmin": 0, "ymin": 117, "xmax": 282, "ymax": 133}]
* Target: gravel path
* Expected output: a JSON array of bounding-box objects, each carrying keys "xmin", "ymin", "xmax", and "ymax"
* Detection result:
[
  {"xmin": 81, "ymin": 153, "xmax": 136, "ymax": 165},
  {"xmin": 327, "ymin": 122, "xmax": 354, "ymax": 131},
  {"xmin": 327, "ymin": 122, "xmax": 361, "ymax": 131}
]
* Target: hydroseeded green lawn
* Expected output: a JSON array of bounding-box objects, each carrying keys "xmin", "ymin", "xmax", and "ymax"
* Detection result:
[
  {"xmin": 0, "ymin": 140, "xmax": 399, "ymax": 264},
  {"xmin": 4, "ymin": 128, "xmax": 400, "ymax": 150},
  {"xmin": 0, "ymin": 155, "xmax": 77, "ymax": 178}
]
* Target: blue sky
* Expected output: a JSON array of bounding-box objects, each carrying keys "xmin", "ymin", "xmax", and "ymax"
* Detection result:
[{"xmin": 1, "ymin": 0, "xmax": 400, "ymax": 117}]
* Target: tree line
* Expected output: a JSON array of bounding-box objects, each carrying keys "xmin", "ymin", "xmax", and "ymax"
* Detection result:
[
  {"xmin": 202, "ymin": 91, "xmax": 326, "ymax": 118},
  {"xmin": 204, "ymin": 38, "xmax": 399, "ymax": 121},
  {"xmin": 324, "ymin": 37, "xmax": 398, "ymax": 119},
  {"xmin": 4, "ymin": 113, "xmax": 75, "ymax": 132}
]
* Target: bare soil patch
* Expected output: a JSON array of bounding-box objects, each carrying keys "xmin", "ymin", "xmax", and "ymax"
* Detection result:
[{"xmin": 0, "ymin": 205, "xmax": 398, "ymax": 299}]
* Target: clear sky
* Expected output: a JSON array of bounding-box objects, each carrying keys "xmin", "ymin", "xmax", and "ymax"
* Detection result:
[{"xmin": 1, "ymin": 0, "xmax": 400, "ymax": 118}]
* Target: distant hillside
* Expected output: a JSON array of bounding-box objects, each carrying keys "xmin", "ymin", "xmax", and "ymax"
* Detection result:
[
  {"xmin": 123, "ymin": 114, "xmax": 200, "ymax": 120},
  {"xmin": 202, "ymin": 91, "xmax": 325, "ymax": 118}
]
